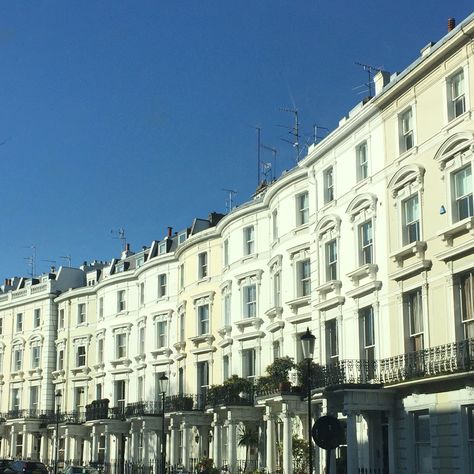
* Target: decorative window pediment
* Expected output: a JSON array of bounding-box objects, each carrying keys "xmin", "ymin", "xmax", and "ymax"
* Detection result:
[
  {"xmin": 315, "ymin": 214, "xmax": 340, "ymax": 241},
  {"xmin": 268, "ymin": 254, "xmax": 283, "ymax": 273},
  {"xmin": 193, "ymin": 291, "xmax": 215, "ymax": 307},
  {"xmin": 434, "ymin": 132, "xmax": 474, "ymax": 170},
  {"xmin": 28, "ymin": 334, "xmax": 44, "ymax": 346},
  {"xmin": 236, "ymin": 270, "xmax": 263, "ymax": 287},
  {"xmin": 220, "ymin": 280, "xmax": 232, "ymax": 294},
  {"xmin": 388, "ymin": 164, "xmax": 425, "ymax": 198},
  {"xmin": 153, "ymin": 312, "xmax": 172, "ymax": 323},
  {"xmin": 346, "ymin": 193, "xmax": 377, "ymax": 222}
]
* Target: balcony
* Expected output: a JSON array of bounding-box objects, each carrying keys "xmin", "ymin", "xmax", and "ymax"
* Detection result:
[
  {"xmin": 85, "ymin": 399, "xmax": 127, "ymax": 422},
  {"xmin": 165, "ymin": 394, "xmax": 206, "ymax": 412},
  {"xmin": 310, "ymin": 337, "xmax": 474, "ymax": 390}
]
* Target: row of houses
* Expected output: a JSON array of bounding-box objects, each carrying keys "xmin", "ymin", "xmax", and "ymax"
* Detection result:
[{"xmin": 1, "ymin": 13, "xmax": 474, "ymax": 474}]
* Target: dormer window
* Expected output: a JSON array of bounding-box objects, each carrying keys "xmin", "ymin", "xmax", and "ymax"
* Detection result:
[
  {"xmin": 158, "ymin": 242, "xmax": 167, "ymax": 255},
  {"xmin": 136, "ymin": 256, "xmax": 145, "ymax": 268},
  {"xmin": 178, "ymin": 232, "xmax": 187, "ymax": 245}
]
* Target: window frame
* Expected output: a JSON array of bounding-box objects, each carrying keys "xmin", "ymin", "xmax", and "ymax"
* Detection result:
[
  {"xmin": 359, "ymin": 220, "xmax": 374, "ymax": 265},
  {"xmin": 117, "ymin": 290, "xmax": 126, "ymax": 312},
  {"xmin": 402, "ymin": 194, "xmax": 421, "ymax": 244},
  {"xmin": 76, "ymin": 345, "xmax": 86, "ymax": 367},
  {"xmin": 399, "ymin": 107, "xmax": 415, "ymax": 154},
  {"xmin": 452, "ymin": 164, "xmax": 473, "ymax": 222},
  {"xmin": 33, "ymin": 308, "xmax": 41, "ymax": 328},
  {"xmin": 296, "ymin": 191, "xmax": 309, "ymax": 225},
  {"xmin": 297, "ymin": 259, "xmax": 311, "ymax": 297},
  {"xmin": 243, "ymin": 225, "xmax": 255, "ymax": 256},
  {"xmin": 242, "ymin": 284, "xmax": 257, "ymax": 318},
  {"xmin": 325, "ymin": 239, "xmax": 338, "ymax": 281},
  {"xmin": 356, "ymin": 141, "xmax": 369, "ymax": 181},
  {"xmin": 447, "ymin": 69, "xmax": 467, "ymax": 121},
  {"xmin": 198, "ymin": 252, "xmax": 208, "ymax": 280},
  {"xmin": 323, "ymin": 167, "xmax": 334, "ymax": 204},
  {"xmin": 197, "ymin": 303, "xmax": 210, "ymax": 335},
  {"xmin": 77, "ymin": 303, "xmax": 86, "ymax": 325},
  {"xmin": 158, "ymin": 273, "xmax": 167, "ymax": 298},
  {"xmin": 116, "ymin": 333, "xmax": 127, "ymax": 359}
]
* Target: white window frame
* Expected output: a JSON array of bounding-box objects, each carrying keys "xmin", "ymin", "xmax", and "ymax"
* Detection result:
[
  {"xmin": 326, "ymin": 319, "xmax": 338, "ymax": 363},
  {"xmin": 243, "ymin": 226, "xmax": 255, "ymax": 256},
  {"xmin": 197, "ymin": 304, "xmax": 210, "ymax": 335},
  {"xmin": 178, "ymin": 231, "xmax": 187, "ymax": 245},
  {"xmin": 323, "ymin": 167, "xmax": 334, "ymax": 204},
  {"xmin": 402, "ymin": 194, "xmax": 421, "ymax": 244},
  {"xmin": 156, "ymin": 320, "xmax": 168, "ymax": 348},
  {"xmin": 326, "ymin": 239, "xmax": 338, "ymax": 281},
  {"xmin": 399, "ymin": 107, "xmax": 415, "ymax": 154},
  {"xmin": 97, "ymin": 337, "xmax": 104, "ymax": 363},
  {"xmin": 405, "ymin": 288, "xmax": 424, "ymax": 352},
  {"xmin": 16, "ymin": 313, "xmax": 23, "ymax": 333},
  {"xmin": 77, "ymin": 345, "xmax": 86, "ymax": 367},
  {"xmin": 447, "ymin": 68, "xmax": 467, "ymax": 121},
  {"xmin": 296, "ymin": 191, "xmax": 309, "ymax": 225},
  {"xmin": 12, "ymin": 347, "xmax": 23, "ymax": 372},
  {"xmin": 33, "ymin": 308, "xmax": 41, "ymax": 328},
  {"xmin": 273, "ymin": 271, "xmax": 281, "ymax": 308},
  {"xmin": 198, "ymin": 252, "xmax": 208, "ymax": 279},
  {"xmin": 272, "ymin": 209, "xmax": 279, "ymax": 240},
  {"xmin": 117, "ymin": 290, "xmax": 126, "ymax": 312},
  {"xmin": 242, "ymin": 348, "xmax": 256, "ymax": 381},
  {"xmin": 31, "ymin": 345, "xmax": 41, "ymax": 369},
  {"xmin": 297, "ymin": 259, "xmax": 311, "ymax": 297},
  {"xmin": 452, "ymin": 164, "xmax": 473, "ymax": 222},
  {"xmin": 158, "ymin": 274, "xmax": 167, "ymax": 298},
  {"xmin": 77, "ymin": 303, "xmax": 86, "ymax": 324},
  {"xmin": 359, "ymin": 220, "xmax": 374, "ymax": 265},
  {"xmin": 356, "ymin": 141, "xmax": 369, "ymax": 181},
  {"xmin": 158, "ymin": 242, "xmax": 167, "ymax": 255},
  {"xmin": 458, "ymin": 271, "xmax": 474, "ymax": 339},
  {"xmin": 243, "ymin": 284, "xmax": 257, "ymax": 318},
  {"xmin": 116, "ymin": 333, "xmax": 127, "ymax": 359}
]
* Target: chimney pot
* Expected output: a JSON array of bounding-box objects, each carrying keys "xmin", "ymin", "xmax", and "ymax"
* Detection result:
[
  {"xmin": 168, "ymin": 227, "xmax": 172, "ymax": 237},
  {"xmin": 448, "ymin": 18, "xmax": 456, "ymax": 32},
  {"xmin": 126, "ymin": 243, "xmax": 130, "ymax": 252}
]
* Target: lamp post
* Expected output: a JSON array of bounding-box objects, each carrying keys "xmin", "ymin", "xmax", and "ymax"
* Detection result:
[
  {"xmin": 300, "ymin": 328, "xmax": 316, "ymax": 474},
  {"xmin": 158, "ymin": 374, "xmax": 169, "ymax": 474},
  {"xmin": 54, "ymin": 391, "xmax": 62, "ymax": 474}
]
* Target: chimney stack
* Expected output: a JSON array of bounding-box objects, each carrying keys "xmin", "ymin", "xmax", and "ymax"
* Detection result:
[
  {"xmin": 448, "ymin": 18, "xmax": 456, "ymax": 32},
  {"xmin": 167, "ymin": 227, "xmax": 173, "ymax": 237}
]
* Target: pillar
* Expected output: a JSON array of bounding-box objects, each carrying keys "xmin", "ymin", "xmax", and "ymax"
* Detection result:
[
  {"xmin": 64, "ymin": 429, "xmax": 71, "ymax": 464},
  {"xmin": 182, "ymin": 424, "xmax": 189, "ymax": 470},
  {"xmin": 104, "ymin": 428, "xmax": 111, "ymax": 463},
  {"xmin": 212, "ymin": 415, "xmax": 222, "ymax": 468},
  {"xmin": 281, "ymin": 404, "xmax": 293, "ymax": 474},
  {"xmin": 169, "ymin": 422, "xmax": 179, "ymax": 467},
  {"xmin": 40, "ymin": 434, "xmax": 48, "ymax": 463},
  {"xmin": 388, "ymin": 411, "xmax": 396, "ymax": 474},
  {"xmin": 346, "ymin": 411, "xmax": 358, "ymax": 474},
  {"xmin": 227, "ymin": 420, "xmax": 237, "ymax": 473},
  {"xmin": 130, "ymin": 428, "xmax": 138, "ymax": 462},
  {"xmin": 91, "ymin": 426, "xmax": 99, "ymax": 463},
  {"xmin": 9, "ymin": 426, "xmax": 15, "ymax": 458},
  {"xmin": 265, "ymin": 406, "xmax": 275, "ymax": 473}
]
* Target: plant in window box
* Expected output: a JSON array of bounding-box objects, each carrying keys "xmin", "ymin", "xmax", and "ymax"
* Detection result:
[
  {"xmin": 266, "ymin": 356, "xmax": 295, "ymax": 392},
  {"xmin": 223, "ymin": 375, "xmax": 253, "ymax": 403},
  {"xmin": 255, "ymin": 375, "xmax": 275, "ymax": 395},
  {"xmin": 295, "ymin": 359, "xmax": 324, "ymax": 392},
  {"xmin": 167, "ymin": 395, "xmax": 194, "ymax": 411}
]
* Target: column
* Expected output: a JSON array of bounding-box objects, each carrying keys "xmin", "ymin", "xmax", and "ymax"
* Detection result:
[
  {"xmin": 40, "ymin": 434, "xmax": 48, "ymax": 463},
  {"xmin": 212, "ymin": 415, "xmax": 222, "ymax": 468},
  {"xmin": 21, "ymin": 428, "xmax": 28, "ymax": 459},
  {"xmin": 129, "ymin": 428, "xmax": 138, "ymax": 463},
  {"xmin": 181, "ymin": 424, "xmax": 189, "ymax": 470},
  {"xmin": 264, "ymin": 406, "xmax": 275, "ymax": 473},
  {"xmin": 281, "ymin": 404, "xmax": 293, "ymax": 474},
  {"xmin": 169, "ymin": 423, "xmax": 179, "ymax": 468},
  {"xmin": 64, "ymin": 429, "xmax": 71, "ymax": 464},
  {"xmin": 10, "ymin": 426, "xmax": 16, "ymax": 459},
  {"xmin": 346, "ymin": 412, "xmax": 358, "ymax": 474},
  {"xmin": 103, "ymin": 428, "xmax": 111, "ymax": 463},
  {"xmin": 387, "ymin": 411, "xmax": 396, "ymax": 474},
  {"xmin": 142, "ymin": 430, "xmax": 150, "ymax": 465},
  {"xmin": 91, "ymin": 426, "xmax": 99, "ymax": 463},
  {"xmin": 227, "ymin": 420, "xmax": 237, "ymax": 473}
]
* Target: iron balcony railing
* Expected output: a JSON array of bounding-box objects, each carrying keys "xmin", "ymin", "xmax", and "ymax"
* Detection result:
[
  {"xmin": 310, "ymin": 337, "xmax": 474, "ymax": 390},
  {"xmin": 165, "ymin": 394, "xmax": 207, "ymax": 412}
]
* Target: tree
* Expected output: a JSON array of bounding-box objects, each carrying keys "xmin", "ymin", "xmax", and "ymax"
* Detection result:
[{"xmin": 237, "ymin": 425, "xmax": 258, "ymax": 472}]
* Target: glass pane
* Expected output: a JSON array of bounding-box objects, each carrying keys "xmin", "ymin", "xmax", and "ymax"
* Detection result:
[{"xmin": 455, "ymin": 166, "xmax": 472, "ymax": 198}]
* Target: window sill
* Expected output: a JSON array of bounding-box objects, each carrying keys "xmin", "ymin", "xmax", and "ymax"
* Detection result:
[
  {"xmin": 443, "ymin": 110, "xmax": 471, "ymax": 133},
  {"xmin": 286, "ymin": 296, "xmax": 310, "ymax": 311},
  {"xmin": 71, "ymin": 366, "xmax": 90, "ymax": 376},
  {"xmin": 52, "ymin": 369, "xmax": 65, "ymax": 378},
  {"xmin": 235, "ymin": 317, "xmax": 263, "ymax": 331},
  {"xmin": 156, "ymin": 296, "xmax": 169, "ymax": 302},
  {"xmin": 354, "ymin": 176, "xmax": 372, "ymax": 191},
  {"xmin": 315, "ymin": 280, "xmax": 342, "ymax": 297},
  {"xmin": 397, "ymin": 146, "xmax": 418, "ymax": 163},
  {"xmin": 390, "ymin": 240, "xmax": 427, "ymax": 265},
  {"xmin": 150, "ymin": 348, "xmax": 172, "ymax": 358},
  {"xmin": 347, "ymin": 263, "xmax": 378, "ymax": 285},
  {"xmin": 438, "ymin": 216, "xmax": 474, "ymax": 246},
  {"xmin": 265, "ymin": 305, "xmax": 283, "ymax": 320},
  {"xmin": 241, "ymin": 253, "xmax": 258, "ymax": 263},
  {"xmin": 197, "ymin": 277, "xmax": 211, "ymax": 285},
  {"xmin": 217, "ymin": 325, "xmax": 232, "ymax": 337},
  {"xmin": 189, "ymin": 334, "xmax": 214, "ymax": 347},
  {"xmin": 293, "ymin": 223, "xmax": 309, "ymax": 235}
]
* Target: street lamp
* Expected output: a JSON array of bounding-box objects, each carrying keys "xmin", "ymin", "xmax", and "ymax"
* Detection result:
[
  {"xmin": 54, "ymin": 390, "xmax": 62, "ymax": 474},
  {"xmin": 158, "ymin": 374, "xmax": 169, "ymax": 474},
  {"xmin": 300, "ymin": 328, "xmax": 316, "ymax": 474}
]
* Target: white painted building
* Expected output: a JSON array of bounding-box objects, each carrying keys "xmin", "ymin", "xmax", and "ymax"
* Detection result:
[{"xmin": 0, "ymin": 13, "xmax": 474, "ymax": 474}]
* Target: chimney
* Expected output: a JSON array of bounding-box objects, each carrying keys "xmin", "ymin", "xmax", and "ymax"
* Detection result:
[
  {"xmin": 448, "ymin": 18, "xmax": 456, "ymax": 32},
  {"xmin": 374, "ymin": 70, "xmax": 391, "ymax": 96},
  {"xmin": 167, "ymin": 227, "xmax": 173, "ymax": 237}
]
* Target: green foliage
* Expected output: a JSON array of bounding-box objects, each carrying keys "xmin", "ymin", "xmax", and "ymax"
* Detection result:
[
  {"xmin": 292, "ymin": 436, "xmax": 309, "ymax": 474},
  {"xmin": 295, "ymin": 359, "xmax": 324, "ymax": 392},
  {"xmin": 266, "ymin": 356, "xmax": 295, "ymax": 384},
  {"xmin": 207, "ymin": 375, "xmax": 253, "ymax": 406},
  {"xmin": 197, "ymin": 456, "xmax": 219, "ymax": 474},
  {"xmin": 238, "ymin": 425, "xmax": 259, "ymax": 472}
]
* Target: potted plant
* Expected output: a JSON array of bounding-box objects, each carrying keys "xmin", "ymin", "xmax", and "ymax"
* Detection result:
[{"xmin": 266, "ymin": 357, "xmax": 295, "ymax": 391}]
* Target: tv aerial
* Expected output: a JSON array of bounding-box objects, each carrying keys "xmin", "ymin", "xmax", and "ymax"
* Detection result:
[
  {"xmin": 279, "ymin": 107, "xmax": 300, "ymax": 163},
  {"xmin": 354, "ymin": 62, "xmax": 383, "ymax": 98},
  {"xmin": 111, "ymin": 228, "xmax": 127, "ymax": 251},
  {"xmin": 222, "ymin": 189, "xmax": 237, "ymax": 213}
]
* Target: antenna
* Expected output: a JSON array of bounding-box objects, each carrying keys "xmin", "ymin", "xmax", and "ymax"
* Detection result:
[
  {"xmin": 23, "ymin": 244, "xmax": 37, "ymax": 277},
  {"xmin": 260, "ymin": 144, "xmax": 277, "ymax": 181},
  {"xmin": 313, "ymin": 124, "xmax": 329, "ymax": 144},
  {"xmin": 279, "ymin": 107, "xmax": 300, "ymax": 163},
  {"xmin": 255, "ymin": 126, "xmax": 261, "ymax": 186},
  {"xmin": 42, "ymin": 259, "xmax": 57, "ymax": 272},
  {"xmin": 60, "ymin": 255, "xmax": 72, "ymax": 267},
  {"xmin": 354, "ymin": 62, "xmax": 382, "ymax": 98},
  {"xmin": 222, "ymin": 189, "xmax": 237, "ymax": 213},
  {"xmin": 111, "ymin": 228, "xmax": 127, "ymax": 251}
]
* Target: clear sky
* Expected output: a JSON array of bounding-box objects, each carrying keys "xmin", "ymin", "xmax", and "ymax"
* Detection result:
[{"xmin": 1, "ymin": 1, "xmax": 472, "ymax": 279}]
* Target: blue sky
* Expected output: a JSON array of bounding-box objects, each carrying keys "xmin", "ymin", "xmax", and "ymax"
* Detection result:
[{"xmin": 1, "ymin": 1, "xmax": 472, "ymax": 278}]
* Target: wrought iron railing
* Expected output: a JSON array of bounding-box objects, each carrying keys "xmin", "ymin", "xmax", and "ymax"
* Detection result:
[
  {"xmin": 125, "ymin": 401, "xmax": 163, "ymax": 417},
  {"xmin": 310, "ymin": 337, "xmax": 474, "ymax": 389},
  {"xmin": 165, "ymin": 394, "xmax": 206, "ymax": 412}
]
